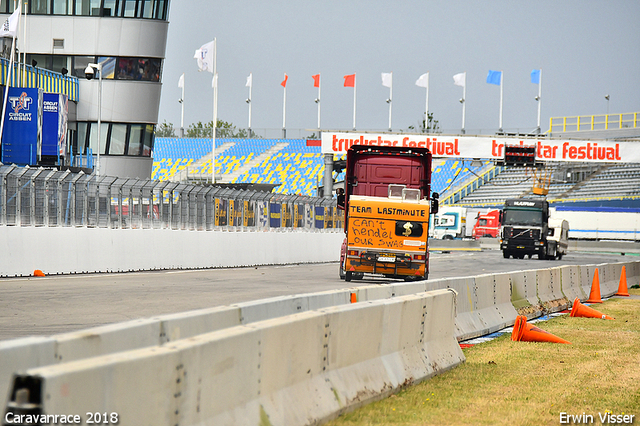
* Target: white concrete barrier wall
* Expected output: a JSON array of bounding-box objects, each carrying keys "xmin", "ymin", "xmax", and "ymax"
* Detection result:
[
  {"xmin": 0, "ymin": 227, "xmax": 344, "ymax": 277},
  {"xmin": 559, "ymin": 265, "xmax": 586, "ymax": 302},
  {"xmin": 509, "ymin": 270, "xmax": 541, "ymax": 317},
  {"xmin": 6, "ymin": 289, "xmax": 464, "ymax": 426},
  {"xmin": 536, "ymin": 267, "xmax": 568, "ymax": 313}
]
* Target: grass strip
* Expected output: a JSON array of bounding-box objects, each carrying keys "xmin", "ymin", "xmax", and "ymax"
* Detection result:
[{"xmin": 326, "ymin": 288, "xmax": 640, "ymax": 426}]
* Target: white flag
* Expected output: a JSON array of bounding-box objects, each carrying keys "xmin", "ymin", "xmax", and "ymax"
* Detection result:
[
  {"xmin": 453, "ymin": 72, "xmax": 466, "ymax": 87},
  {"xmin": 381, "ymin": 72, "xmax": 392, "ymax": 88},
  {"xmin": 178, "ymin": 73, "xmax": 184, "ymax": 88},
  {"xmin": 0, "ymin": 6, "xmax": 19, "ymax": 38},
  {"xmin": 415, "ymin": 72, "xmax": 429, "ymax": 88},
  {"xmin": 194, "ymin": 40, "xmax": 215, "ymax": 73},
  {"xmin": 245, "ymin": 74, "xmax": 252, "ymax": 87}
]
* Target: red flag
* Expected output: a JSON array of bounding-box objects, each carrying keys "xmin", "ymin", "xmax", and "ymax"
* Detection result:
[
  {"xmin": 312, "ymin": 74, "xmax": 320, "ymax": 88},
  {"xmin": 343, "ymin": 74, "xmax": 355, "ymax": 87},
  {"xmin": 281, "ymin": 74, "xmax": 288, "ymax": 87}
]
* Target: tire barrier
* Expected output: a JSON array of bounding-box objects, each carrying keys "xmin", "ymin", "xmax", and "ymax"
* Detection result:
[
  {"xmin": 4, "ymin": 290, "xmax": 464, "ymax": 426},
  {"xmin": 2, "ymin": 260, "xmax": 639, "ymax": 424}
]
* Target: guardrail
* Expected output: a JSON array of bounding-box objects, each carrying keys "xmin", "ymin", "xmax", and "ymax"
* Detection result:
[
  {"xmin": 2, "ymin": 260, "xmax": 638, "ymax": 425},
  {"xmin": 548, "ymin": 112, "xmax": 639, "ymax": 133}
]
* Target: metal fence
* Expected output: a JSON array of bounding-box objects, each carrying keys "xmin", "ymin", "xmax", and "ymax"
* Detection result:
[{"xmin": 0, "ymin": 164, "xmax": 342, "ymax": 231}]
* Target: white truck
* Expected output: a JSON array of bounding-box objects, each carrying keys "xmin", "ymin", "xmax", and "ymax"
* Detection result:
[{"xmin": 431, "ymin": 206, "xmax": 467, "ymax": 239}]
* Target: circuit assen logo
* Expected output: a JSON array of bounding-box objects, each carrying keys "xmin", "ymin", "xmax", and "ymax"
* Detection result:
[{"xmin": 8, "ymin": 92, "xmax": 33, "ymax": 121}]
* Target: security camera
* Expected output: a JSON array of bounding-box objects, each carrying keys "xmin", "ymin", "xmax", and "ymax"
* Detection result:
[
  {"xmin": 459, "ymin": 98, "xmax": 465, "ymax": 104},
  {"xmin": 386, "ymin": 98, "xmax": 391, "ymax": 104},
  {"xmin": 178, "ymin": 98, "xmax": 183, "ymax": 104},
  {"xmin": 84, "ymin": 65, "xmax": 95, "ymax": 80},
  {"xmin": 535, "ymin": 95, "xmax": 540, "ymax": 101},
  {"xmin": 245, "ymin": 98, "xmax": 250, "ymax": 104},
  {"xmin": 314, "ymin": 98, "xmax": 320, "ymax": 104}
]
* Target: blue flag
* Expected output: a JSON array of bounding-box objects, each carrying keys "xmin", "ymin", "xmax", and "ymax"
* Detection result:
[
  {"xmin": 531, "ymin": 69, "xmax": 541, "ymax": 84},
  {"xmin": 486, "ymin": 70, "xmax": 502, "ymax": 85}
]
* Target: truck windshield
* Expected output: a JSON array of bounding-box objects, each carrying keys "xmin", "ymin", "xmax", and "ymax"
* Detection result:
[{"xmin": 503, "ymin": 209, "xmax": 543, "ymax": 226}]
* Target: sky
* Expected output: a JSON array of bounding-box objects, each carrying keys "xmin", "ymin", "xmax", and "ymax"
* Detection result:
[{"xmin": 158, "ymin": 0, "xmax": 640, "ymax": 137}]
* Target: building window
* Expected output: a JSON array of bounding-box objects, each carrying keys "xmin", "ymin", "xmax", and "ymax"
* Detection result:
[
  {"xmin": 75, "ymin": 122, "xmax": 154, "ymax": 157},
  {"xmin": 1, "ymin": 0, "xmax": 168, "ymax": 19},
  {"xmin": 109, "ymin": 123, "xmax": 128, "ymax": 155},
  {"xmin": 52, "ymin": 0, "xmax": 72, "ymax": 15},
  {"xmin": 128, "ymin": 124, "xmax": 143, "ymax": 155}
]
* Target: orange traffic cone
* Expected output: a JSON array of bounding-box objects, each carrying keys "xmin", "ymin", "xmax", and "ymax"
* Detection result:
[
  {"xmin": 350, "ymin": 292, "xmax": 357, "ymax": 303},
  {"xmin": 570, "ymin": 298, "xmax": 614, "ymax": 320},
  {"xmin": 511, "ymin": 315, "xmax": 571, "ymax": 344},
  {"xmin": 33, "ymin": 269, "xmax": 45, "ymax": 277},
  {"xmin": 615, "ymin": 266, "xmax": 630, "ymax": 297},
  {"xmin": 585, "ymin": 268, "xmax": 603, "ymax": 303}
]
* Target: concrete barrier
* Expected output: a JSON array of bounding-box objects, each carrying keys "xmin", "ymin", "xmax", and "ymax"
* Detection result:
[
  {"xmin": 509, "ymin": 269, "xmax": 541, "ymax": 318},
  {"xmin": 5, "ymin": 289, "xmax": 464, "ymax": 426},
  {"xmin": 559, "ymin": 265, "xmax": 586, "ymax": 302},
  {"xmin": 536, "ymin": 268, "xmax": 569, "ymax": 313},
  {"xmin": 0, "ymin": 227, "xmax": 344, "ymax": 277},
  {"xmin": 3, "ymin": 260, "xmax": 639, "ymax": 417}
]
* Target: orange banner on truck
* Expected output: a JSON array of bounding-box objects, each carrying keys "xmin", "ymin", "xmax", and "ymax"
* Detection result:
[{"xmin": 321, "ymin": 132, "xmax": 639, "ymax": 163}]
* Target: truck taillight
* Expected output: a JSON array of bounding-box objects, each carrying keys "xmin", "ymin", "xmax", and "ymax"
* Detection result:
[
  {"xmin": 347, "ymin": 250, "xmax": 359, "ymax": 256},
  {"xmin": 413, "ymin": 254, "xmax": 426, "ymax": 261}
]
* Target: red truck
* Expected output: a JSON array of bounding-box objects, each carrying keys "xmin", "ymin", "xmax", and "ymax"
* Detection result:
[
  {"xmin": 337, "ymin": 145, "xmax": 438, "ymax": 281},
  {"xmin": 472, "ymin": 209, "xmax": 501, "ymax": 238}
]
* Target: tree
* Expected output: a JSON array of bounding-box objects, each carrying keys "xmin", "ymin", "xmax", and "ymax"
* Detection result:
[
  {"xmin": 186, "ymin": 120, "xmax": 250, "ymax": 138},
  {"xmin": 408, "ymin": 112, "xmax": 441, "ymax": 134},
  {"xmin": 156, "ymin": 120, "xmax": 176, "ymax": 137}
]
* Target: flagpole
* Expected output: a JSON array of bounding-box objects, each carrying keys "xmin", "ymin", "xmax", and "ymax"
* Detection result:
[
  {"xmin": 536, "ymin": 69, "xmax": 542, "ymax": 133},
  {"xmin": 317, "ymin": 77, "xmax": 321, "ymax": 130},
  {"xmin": 498, "ymin": 70, "xmax": 503, "ymax": 132},
  {"xmin": 387, "ymin": 71, "xmax": 392, "ymax": 132},
  {"xmin": 247, "ymin": 72, "xmax": 252, "ymax": 136},
  {"xmin": 211, "ymin": 37, "xmax": 217, "ymax": 184},
  {"xmin": 0, "ymin": 0, "xmax": 21, "ymax": 155},
  {"xmin": 461, "ymin": 72, "xmax": 466, "ymax": 134},
  {"xmin": 425, "ymin": 72, "xmax": 429, "ymax": 130},
  {"xmin": 21, "ymin": 0, "xmax": 26, "ymax": 85},
  {"xmin": 282, "ymin": 73, "xmax": 287, "ymax": 139},
  {"xmin": 179, "ymin": 73, "xmax": 185, "ymax": 137},
  {"xmin": 352, "ymin": 74, "xmax": 357, "ymax": 130}
]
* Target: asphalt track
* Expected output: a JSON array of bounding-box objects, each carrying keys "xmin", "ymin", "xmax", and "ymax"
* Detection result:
[{"xmin": 0, "ymin": 249, "xmax": 633, "ymax": 341}]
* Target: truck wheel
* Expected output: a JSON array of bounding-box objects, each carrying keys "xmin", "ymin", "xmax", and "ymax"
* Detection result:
[
  {"xmin": 557, "ymin": 253, "xmax": 563, "ymax": 260},
  {"xmin": 503, "ymin": 251, "xmax": 509, "ymax": 259},
  {"xmin": 538, "ymin": 249, "xmax": 547, "ymax": 260},
  {"xmin": 339, "ymin": 264, "xmax": 346, "ymax": 280},
  {"xmin": 443, "ymin": 234, "xmax": 454, "ymax": 240},
  {"xmin": 345, "ymin": 271, "xmax": 353, "ymax": 282}
]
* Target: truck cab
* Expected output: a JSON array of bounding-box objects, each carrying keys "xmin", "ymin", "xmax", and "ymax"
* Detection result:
[
  {"xmin": 500, "ymin": 198, "xmax": 554, "ymax": 259},
  {"xmin": 339, "ymin": 144, "xmax": 435, "ymax": 281},
  {"xmin": 472, "ymin": 209, "xmax": 501, "ymax": 239},
  {"xmin": 431, "ymin": 206, "xmax": 467, "ymax": 239}
]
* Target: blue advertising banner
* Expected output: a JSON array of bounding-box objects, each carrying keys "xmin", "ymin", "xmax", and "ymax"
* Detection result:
[
  {"xmin": 1, "ymin": 87, "xmax": 42, "ymax": 166},
  {"xmin": 41, "ymin": 93, "xmax": 68, "ymax": 158},
  {"xmin": 315, "ymin": 206, "xmax": 325, "ymax": 229},
  {"xmin": 269, "ymin": 203, "xmax": 281, "ymax": 228}
]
